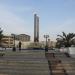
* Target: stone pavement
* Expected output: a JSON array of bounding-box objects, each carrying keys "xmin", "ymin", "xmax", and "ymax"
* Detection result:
[
  {"xmin": 0, "ymin": 49, "xmax": 75, "ymax": 75},
  {"xmin": 46, "ymin": 50, "xmax": 75, "ymax": 75},
  {"xmin": 0, "ymin": 50, "xmax": 50, "ymax": 75}
]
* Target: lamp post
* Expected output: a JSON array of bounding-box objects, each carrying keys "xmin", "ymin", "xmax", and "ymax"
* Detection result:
[{"xmin": 44, "ymin": 35, "xmax": 49, "ymax": 52}]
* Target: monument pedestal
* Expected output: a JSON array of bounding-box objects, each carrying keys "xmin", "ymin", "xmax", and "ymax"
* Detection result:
[{"xmin": 28, "ymin": 42, "xmax": 42, "ymax": 50}]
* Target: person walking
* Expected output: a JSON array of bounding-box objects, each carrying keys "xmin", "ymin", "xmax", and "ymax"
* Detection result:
[{"xmin": 19, "ymin": 41, "xmax": 22, "ymax": 51}]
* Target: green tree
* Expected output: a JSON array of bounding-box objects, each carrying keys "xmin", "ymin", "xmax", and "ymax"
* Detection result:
[
  {"xmin": 56, "ymin": 32, "xmax": 75, "ymax": 47},
  {"xmin": 0, "ymin": 28, "xmax": 3, "ymax": 47}
]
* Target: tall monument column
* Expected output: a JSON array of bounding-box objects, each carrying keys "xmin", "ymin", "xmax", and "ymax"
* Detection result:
[{"xmin": 34, "ymin": 14, "xmax": 39, "ymax": 42}]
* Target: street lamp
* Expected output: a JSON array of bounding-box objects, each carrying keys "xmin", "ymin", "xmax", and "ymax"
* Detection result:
[{"xmin": 44, "ymin": 35, "xmax": 49, "ymax": 52}]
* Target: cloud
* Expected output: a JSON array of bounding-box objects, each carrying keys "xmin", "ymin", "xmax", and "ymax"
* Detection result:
[
  {"xmin": 55, "ymin": 19, "xmax": 75, "ymax": 33},
  {"xmin": 0, "ymin": 5, "xmax": 30, "ymax": 35},
  {"xmin": 13, "ymin": 6, "xmax": 33, "ymax": 12},
  {"xmin": 47, "ymin": 19, "xmax": 75, "ymax": 34},
  {"xmin": 46, "ymin": 19, "xmax": 75, "ymax": 41}
]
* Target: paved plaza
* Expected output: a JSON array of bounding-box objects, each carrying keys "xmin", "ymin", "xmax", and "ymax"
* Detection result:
[
  {"xmin": 0, "ymin": 50, "xmax": 50, "ymax": 75},
  {"xmin": 0, "ymin": 49, "xmax": 75, "ymax": 75},
  {"xmin": 46, "ymin": 50, "xmax": 75, "ymax": 75}
]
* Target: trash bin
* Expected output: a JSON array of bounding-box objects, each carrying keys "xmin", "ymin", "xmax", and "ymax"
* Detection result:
[
  {"xmin": 45, "ymin": 46, "xmax": 48, "ymax": 52},
  {"xmin": 12, "ymin": 47, "xmax": 16, "ymax": 52}
]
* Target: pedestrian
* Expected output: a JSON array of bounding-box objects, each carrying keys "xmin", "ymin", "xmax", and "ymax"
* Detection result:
[{"xmin": 19, "ymin": 41, "xmax": 21, "ymax": 51}]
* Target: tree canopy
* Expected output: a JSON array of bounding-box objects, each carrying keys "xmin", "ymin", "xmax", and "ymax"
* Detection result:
[{"xmin": 56, "ymin": 32, "xmax": 75, "ymax": 47}]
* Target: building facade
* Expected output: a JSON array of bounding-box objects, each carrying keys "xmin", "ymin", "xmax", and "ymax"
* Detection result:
[
  {"xmin": 1, "ymin": 35, "xmax": 14, "ymax": 48},
  {"xmin": 11, "ymin": 34, "xmax": 30, "ymax": 42},
  {"xmin": 1, "ymin": 34, "xmax": 30, "ymax": 48}
]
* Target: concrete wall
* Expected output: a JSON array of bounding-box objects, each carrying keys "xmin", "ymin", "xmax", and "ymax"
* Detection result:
[
  {"xmin": 69, "ymin": 47, "xmax": 75, "ymax": 58},
  {"xmin": 15, "ymin": 40, "xmax": 31, "ymax": 49},
  {"xmin": 59, "ymin": 47, "xmax": 69, "ymax": 53},
  {"xmin": 59, "ymin": 47, "xmax": 75, "ymax": 58}
]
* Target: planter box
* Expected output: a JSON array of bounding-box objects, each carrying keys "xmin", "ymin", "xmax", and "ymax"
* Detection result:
[
  {"xmin": 69, "ymin": 47, "xmax": 75, "ymax": 58},
  {"xmin": 64, "ymin": 48, "xmax": 69, "ymax": 53},
  {"xmin": 60, "ymin": 47, "xmax": 69, "ymax": 53}
]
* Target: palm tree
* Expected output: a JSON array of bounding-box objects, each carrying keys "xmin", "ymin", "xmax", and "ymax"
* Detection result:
[
  {"xmin": 0, "ymin": 28, "xmax": 3, "ymax": 47},
  {"xmin": 56, "ymin": 32, "xmax": 75, "ymax": 47}
]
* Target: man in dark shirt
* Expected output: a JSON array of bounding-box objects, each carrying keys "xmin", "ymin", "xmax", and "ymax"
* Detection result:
[{"xmin": 19, "ymin": 41, "xmax": 21, "ymax": 51}]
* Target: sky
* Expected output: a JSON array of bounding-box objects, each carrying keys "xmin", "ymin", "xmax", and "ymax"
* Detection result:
[{"xmin": 0, "ymin": 0, "xmax": 75, "ymax": 41}]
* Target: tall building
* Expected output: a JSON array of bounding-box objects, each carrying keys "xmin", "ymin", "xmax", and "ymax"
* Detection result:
[{"xmin": 34, "ymin": 14, "xmax": 39, "ymax": 42}]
